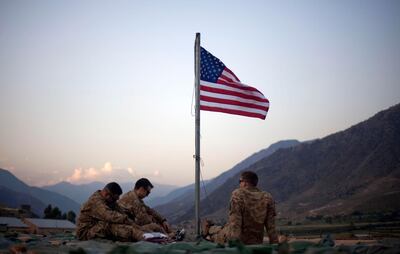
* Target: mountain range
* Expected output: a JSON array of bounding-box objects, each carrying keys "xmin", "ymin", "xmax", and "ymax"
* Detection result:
[
  {"xmin": 0, "ymin": 169, "xmax": 177, "ymax": 215},
  {"xmin": 0, "ymin": 169, "xmax": 81, "ymax": 216},
  {"xmin": 0, "ymin": 186, "xmax": 45, "ymax": 216},
  {"xmin": 156, "ymin": 103, "xmax": 400, "ymax": 223},
  {"xmin": 40, "ymin": 140, "xmax": 300, "ymax": 210}
]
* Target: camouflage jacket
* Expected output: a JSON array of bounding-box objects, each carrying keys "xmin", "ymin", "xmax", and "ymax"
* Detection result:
[
  {"xmin": 225, "ymin": 186, "xmax": 278, "ymax": 244},
  {"xmin": 118, "ymin": 190, "xmax": 165, "ymax": 226},
  {"xmin": 76, "ymin": 190, "xmax": 134, "ymax": 239}
]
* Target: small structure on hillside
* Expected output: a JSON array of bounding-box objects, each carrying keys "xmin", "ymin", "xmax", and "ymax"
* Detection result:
[
  {"xmin": 0, "ymin": 217, "xmax": 29, "ymax": 233},
  {"xmin": 23, "ymin": 218, "xmax": 76, "ymax": 234}
]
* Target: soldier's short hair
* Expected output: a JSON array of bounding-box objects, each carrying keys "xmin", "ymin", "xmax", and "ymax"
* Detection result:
[
  {"xmin": 104, "ymin": 182, "xmax": 123, "ymax": 195},
  {"xmin": 134, "ymin": 178, "xmax": 154, "ymax": 190},
  {"xmin": 241, "ymin": 171, "xmax": 258, "ymax": 186}
]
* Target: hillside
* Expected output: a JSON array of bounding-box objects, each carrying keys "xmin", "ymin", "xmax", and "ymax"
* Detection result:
[
  {"xmin": 176, "ymin": 103, "xmax": 400, "ymax": 222},
  {"xmin": 146, "ymin": 181, "xmax": 204, "ymax": 208},
  {"xmin": 0, "ymin": 186, "xmax": 45, "ymax": 215},
  {"xmin": 155, "ymin": 140, "xmax": 300, "ymax": 222},
  {"xmin": 42, "ymin": 181, "xmax": 104, "ymax": 204},
  {"xmin": 0, "ymin": 169, "xmax": 81, "ymax": 215},
  {"xmin": 205, "ymin": 140, "xmax": 300, "ymax": 194}
]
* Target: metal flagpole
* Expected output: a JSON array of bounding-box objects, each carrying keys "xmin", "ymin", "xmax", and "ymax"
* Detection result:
[{"xmin": 194, "ymin": 32, "xmax": 201, "ymax": 238}]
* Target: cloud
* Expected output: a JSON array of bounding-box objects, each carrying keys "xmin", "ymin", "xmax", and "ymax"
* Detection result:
[
  {"xmin": 65, "ymin": 162, "xmax": 137, "ymax": 184},
  {"xmin": 66, "ymin": 168, "xmax": 82, "ymax": 182},
  {"xmin": 127, "ymin": 167, "xmax": 136, "ymax": 176},
  {"xmin": 4, "ymin": 165, "xmax": 15, "ymax": 171},
  {"xmin": 66, "ymin": 166, "xmax": 102, "ymax": 183},
  {"xmin": 102, "ymin": 162, "xmax": 113, "ymax": 173},
  {"xmin": 64, "ymin": 162, "xmax": 162, "ymax": 184},
  {"xmin": 43, "ymin": 178, "xmax": 64, "ymax": 186},
  {"xmin": 0, "ymin": 157, "xmax": 15, "ymax": 171}
]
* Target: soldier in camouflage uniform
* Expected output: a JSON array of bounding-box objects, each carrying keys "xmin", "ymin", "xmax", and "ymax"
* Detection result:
[
  {"xmin": 118, "ymin": 178, "xmax": 172, "ymax": 235},
  {"xmin": 76, "ymin": 182, "xmax": 145, "ymax": 242},
  {"xmin": 202, "ymin": 171, "xmax": 279, "ymax": 245}
]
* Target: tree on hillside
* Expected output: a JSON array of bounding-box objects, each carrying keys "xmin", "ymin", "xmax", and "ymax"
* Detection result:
[
  {"xmin": 43, "ymin": 205, "xmax": 62, "ymax": 219},
  {"xmin": 51, "ymin": 206, "xmax": 62, "ymax": 219},
  {"xmin": 67, "ymin": 211, "xmax": 76, "ymax": 223},
  {"xmin": 43, "ymin": 205, "xmax": 76, "ymax": 222},
  {"xmin": 43, "ymin": 204, "xmax": 52, "ymax": 218}
]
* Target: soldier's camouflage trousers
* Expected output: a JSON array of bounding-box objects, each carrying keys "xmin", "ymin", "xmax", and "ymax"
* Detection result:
[
  {"xmin": 82, "ymin": 221, "xmax": 145, "ymax": 242},
  {"xmin": 208, "ymin": 225, "xmax": 228, "ymax": 244}
]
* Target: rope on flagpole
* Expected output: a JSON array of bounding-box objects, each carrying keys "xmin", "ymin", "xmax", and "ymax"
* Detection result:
[
  {"xmin": 191, "ymin": 83, "xmax": 196, "ymax": 117},
  {"xmin": 191, "ymin": 155, "xmax": 212, "ymax": 208},
  {"xmin": 200, "ymin": 159, "xmax": 210, "ymax": 200}
]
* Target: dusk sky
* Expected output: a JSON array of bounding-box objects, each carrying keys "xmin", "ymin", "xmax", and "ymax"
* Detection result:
[{"xmin": 1, "ymin": 0, "xmax": 399, "ymax": 187}]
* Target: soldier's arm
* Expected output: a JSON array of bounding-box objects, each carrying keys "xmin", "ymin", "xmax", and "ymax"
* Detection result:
[
  {"xmin": 144, "ymin": 205, "xmax": 166, "ymax": 224},
  {"xmin": 225, "ymin": 192, "xmax": 243, "ymax": 240},
  {"xmin": 264, "ymin": 198, "xmax": 279, "ymax": 244},
  {"xmin": 118, "ymin": 198, "xmax": 138, "ymax": 222},
  {"xmin": 130, "ymin": 199, "xmax": 154, "ymax": 225},
  {"xmin": 116, "ymin": 203, "xmax": 137, "ymax": 222},
  {"xmin": 90, "ymin": 201, "xmax": 130, "ymax": 224}
]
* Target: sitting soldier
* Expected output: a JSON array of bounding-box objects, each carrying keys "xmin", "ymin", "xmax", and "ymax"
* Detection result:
[
  {"xmin": 76, "ymin": 182, "xmax": 145, "ymax": 241},
  {"xmin": 118, "ymin": 178, "xmax": 173, "ymax": 236},
  {"xmin": 202, "ymin": 171, "xmax": 279, "ymax": 245}
]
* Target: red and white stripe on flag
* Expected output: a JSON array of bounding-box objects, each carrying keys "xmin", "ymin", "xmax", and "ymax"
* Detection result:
[{"xmin": 199, "ymin": 47, "xmax": 269, "ymax": 120}]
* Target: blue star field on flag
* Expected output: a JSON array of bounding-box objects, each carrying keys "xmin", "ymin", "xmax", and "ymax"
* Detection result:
[{"xmin": 200, "ymin": 47, "xmax": 226, "ymax": 83}]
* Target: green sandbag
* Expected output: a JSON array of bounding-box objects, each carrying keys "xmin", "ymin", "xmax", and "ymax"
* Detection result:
[
  {"xmin": 121, "ymin": 241, "xmax": 164, "ymax": 254},
  {"xmin": 165, "ymin": 241, "xmax": 219, "ymax": 252},
  {"xmin": 246, "ymin": 244, "xmax": 275, "ymax": 254},
  {"xmin": 289, "ymin": 241, "xmax": 317, "ymax": 253},
  {"xmin": 209, "ymin": 247, "xmax": 242, "ymax": 254}
]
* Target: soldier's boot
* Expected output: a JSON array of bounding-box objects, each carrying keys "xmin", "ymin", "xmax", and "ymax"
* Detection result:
[
  {"xmin": 174, "ymin": 229, "xmax": 185, "ymax": 241},
  {"xmin": 213, "ymin": 226, "xmax": 227, "ymax": 244}
]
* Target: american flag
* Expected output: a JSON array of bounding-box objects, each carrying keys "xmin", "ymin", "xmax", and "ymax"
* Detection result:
[{"xmin": 200, "ymin": 47, "xmax": 269, "ymax": 120}]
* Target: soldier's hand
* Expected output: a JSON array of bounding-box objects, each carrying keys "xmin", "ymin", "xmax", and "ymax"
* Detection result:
[
  {"xmin": 278, "ymin": 234, "xmax": 288, "ymax": 243},
  {"xmin": 126, "ymin": 218, "xmax": 136, "ymax": 225}
]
